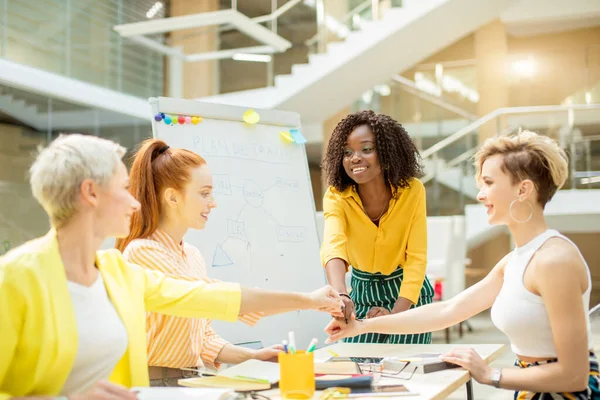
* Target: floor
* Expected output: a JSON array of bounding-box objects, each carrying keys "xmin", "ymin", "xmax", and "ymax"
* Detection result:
[{"xmin": 431, "ymin": 312, "xmax": 516, "ymax": 400}]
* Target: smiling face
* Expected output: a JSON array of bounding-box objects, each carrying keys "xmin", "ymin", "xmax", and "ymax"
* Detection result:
[
  {"xmin": 178, "ymin": 165, "xmax": 216, "ymax": 230},
  {"xmin": 477, "ymin": 154, "xmax": 525, "ymax": 225},
  {"xmin": 95, "ymin": 161, "xmax": 141, "ymax": 238},
  {"xmin": 342, "ymin": 125, "xmax": 383, "ymax": 185}
]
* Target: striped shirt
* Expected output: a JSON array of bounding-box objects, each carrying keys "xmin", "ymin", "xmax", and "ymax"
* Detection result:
[{"xmin": 122, "ymin": 229, "xmax": 261, "ymax": 370}]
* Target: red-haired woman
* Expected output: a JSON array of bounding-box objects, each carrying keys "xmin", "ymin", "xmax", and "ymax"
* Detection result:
[{"xmin": 116, "ymin": 139, "xmax": 341, "ymax": 386}]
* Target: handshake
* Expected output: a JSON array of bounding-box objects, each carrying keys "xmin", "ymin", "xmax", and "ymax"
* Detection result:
[{"xmin": 309, "ymin": 288, "xmax": 378, "ymax": 343}]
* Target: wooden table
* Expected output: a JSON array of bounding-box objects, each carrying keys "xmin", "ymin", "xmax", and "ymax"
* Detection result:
[{"xmin": 264, "ymin": 343, "xmax": 507, "ymax": 400}]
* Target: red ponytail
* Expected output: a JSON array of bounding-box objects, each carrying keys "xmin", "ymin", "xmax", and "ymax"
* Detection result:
[{"xmin": 116, "ymin": 138, "xmax": 205, "ymax": 252}]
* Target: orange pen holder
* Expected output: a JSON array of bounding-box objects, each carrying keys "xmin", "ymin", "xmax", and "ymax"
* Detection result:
[{"xmin": 278, "ymin": 350, "xmax": 315, "ymax": 399}]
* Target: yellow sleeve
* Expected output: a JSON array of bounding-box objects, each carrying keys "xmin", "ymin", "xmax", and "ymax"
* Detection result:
[
  {"xmin": 320, "ymin": 188, "xmax": 349, "ymax": 268},
  {"xmin": 0, "ymin": 265, "xmax": 25, "ymax": 400},
  {"xmin": 137, "ymin": 264, "xmax": 242, "ymax": 322},
  {"xmin": 398, "ymin": 182, "xmax": 428, "ymax": 304}
]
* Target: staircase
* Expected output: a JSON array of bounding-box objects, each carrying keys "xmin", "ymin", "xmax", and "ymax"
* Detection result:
[
  {"xmin": 0, "ymin": 84, "xmax": 146, "ymax": 131},
  {"xmin": 419, "ymin": 104, "xmax": 600, "ymax": 248},
  {"xmin": 201, "ymin": 0, "xmax": 517, "ymax": 122}
]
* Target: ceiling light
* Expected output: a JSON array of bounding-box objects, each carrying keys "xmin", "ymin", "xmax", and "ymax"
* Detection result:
[
  {"xmin": 511, "ymin": 57, "xmax": 536, "ymax": 78},
  {"xmin": 585, "ymin": 92, "xmax": 592, "ymax": 104},
  {"xmin": 232, "ymin": 53, "xmax": 272, "ymax": 63},
  {"xmin": 581, "ymin": 176, "xmax": 600, "ymax": 185},
  {"xmin": 146, "ymin": 1, "xmax": 163, "ymax": 19},
  {"xmin": 375, "ymin": 84, "xmax": 391, "ymax": 96}
]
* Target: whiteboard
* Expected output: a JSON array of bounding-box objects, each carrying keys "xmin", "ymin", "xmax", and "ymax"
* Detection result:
[{"xmin": 149, "ymin": 97, "xmax": 329, "ymax": 349}]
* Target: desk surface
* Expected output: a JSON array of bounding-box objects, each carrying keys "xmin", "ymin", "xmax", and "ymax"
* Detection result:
[{"xmin": 265, "ymin": 343, "xmax": 507, "ymax": 400}]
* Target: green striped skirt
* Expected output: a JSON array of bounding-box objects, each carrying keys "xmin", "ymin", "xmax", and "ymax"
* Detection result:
[{"xmin": 344, "ymin": 267, "xmax": 434, "ymax": 344}]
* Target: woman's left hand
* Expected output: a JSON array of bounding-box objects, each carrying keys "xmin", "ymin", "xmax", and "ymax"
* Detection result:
[
  {"xmin": 366, "ymin": 307, "xmax": 391, "ymax": 318},
  {"xmin": 253, "ymin": 344, "xmax": 285, "ymax": 362},
  {"xmin": 440, "ymin": 348, "xmax": 493, "ymax": 385}
]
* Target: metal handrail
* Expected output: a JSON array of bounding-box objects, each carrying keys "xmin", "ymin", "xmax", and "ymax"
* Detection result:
[
  {"xmin": 421, "ymin": 104, "xmax": 600, "ymax": 160},
  {"xmin": 392, "ymin": 74, "xmax": 477, "ymax": 120}
]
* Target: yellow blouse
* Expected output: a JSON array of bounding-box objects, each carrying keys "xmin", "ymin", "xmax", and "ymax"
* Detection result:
[
  {"xmin": 320, "ymin": 178, "xmax": 427, "ymax": 304},
  {"xmin": 0, "ymin": 230, "xmax": 242, "ymax": 399}
]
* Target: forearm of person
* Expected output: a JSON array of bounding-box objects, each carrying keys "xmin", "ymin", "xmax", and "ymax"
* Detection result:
[
  {"xmin": 361, "ymin": 300, "xmax": 459, "ymax": 335},
  {"xmin": 391, "ymin": 297, "xmax": 414, "ymax": 313},
  {"xmin": 215, "ymin": 343, "xmax": 255, "ymax": 365},
  {"xmin": 239, "ymin": 287, "xmax": 311, "ymax": 315},
  {"xmin": 9, "ymin": 397, "xmax": 57, "ymax": 400},
  {"xmin": 498, "ymin": 361, "xmax": 588, "ymax": 393},
  {"xmin": 325, "ymin": 258, "xmax": 348, "ymax": 294}
]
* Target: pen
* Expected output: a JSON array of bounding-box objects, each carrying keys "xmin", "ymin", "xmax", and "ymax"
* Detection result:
[
  {"xmin": 283, "ymin": 340, "xmax": 288, "ymax": 354},
  {"xmin": 288, "ymin": 331, "xmax": 296, "ymax": 355},
  {"xmin": 342, "ymin": 305, "xmax": 347, "ymax": 324},
  {"xmin": 327, "ymin": 349, "xmax": 339, "ymax": 357},
  {"xmin": 306, "ymin": 338, "xmax": 318, "ymax": 353}
]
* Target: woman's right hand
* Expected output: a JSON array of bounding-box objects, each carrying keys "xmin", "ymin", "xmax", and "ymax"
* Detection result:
[
  {"xmin": 69, "ymin": 380, "xmax": 137, "ymax": 400},
  {"xmin": 308, "ymin": 285, "xmax": 344, "ymax": 315},
  {"xmin": 339, "ymin": 294, "xmax": 356, "ymax": 322}
]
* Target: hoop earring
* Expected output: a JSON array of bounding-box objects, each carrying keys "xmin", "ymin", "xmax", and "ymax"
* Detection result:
[{"xmin": 509, "ymin": 199, "xmax": 533, "ymax": 223}]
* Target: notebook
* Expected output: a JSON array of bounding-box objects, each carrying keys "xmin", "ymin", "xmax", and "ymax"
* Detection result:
[
  {"xmin": 179, "ymin": 359, "xmax": 280, "ymax": 391},
  {"xmin": 314, "ymin": 361, "xmax": 361, "ymax": 375},
  {"xmin": 178, "ymin": 376, "xmax": 271, "ymax": 391}
]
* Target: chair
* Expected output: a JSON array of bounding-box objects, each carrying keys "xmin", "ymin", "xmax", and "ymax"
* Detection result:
[{"xmin": 426, "ymin": 216, "xmax": 470, "ymax": 343}]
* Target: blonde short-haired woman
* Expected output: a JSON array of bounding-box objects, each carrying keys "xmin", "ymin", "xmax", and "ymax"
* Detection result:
[
  {"xmin": 0, "ymin": 134, "xmax": 342, "ymax": 400},
  {"xmin": 325, "ymin": 131, "xmax": 599, "ymax": 399}
]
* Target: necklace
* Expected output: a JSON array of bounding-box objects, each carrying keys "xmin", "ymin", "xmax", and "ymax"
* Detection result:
[{"xmin": 363, "ymin": 195, "xmax": 390, "ymax": 221}]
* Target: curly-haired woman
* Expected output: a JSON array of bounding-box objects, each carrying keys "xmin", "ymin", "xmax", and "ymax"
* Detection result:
[{"xmin": 320, "ymin": 110, "xmax": 433, "ymax": 344}]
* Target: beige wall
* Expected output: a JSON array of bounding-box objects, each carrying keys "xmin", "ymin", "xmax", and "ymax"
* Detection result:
[
  {"xmin": 507, "ymin": 26, "xmax": 600, "ymax": 107},
  {"xmin": 562, "ymin": 233, "xmax": 600, "ymax": 308},
  {"xmin": 395, "ymin": 24, "xmax": 600, "ymax": 140},
  {"xmin": 169, "ymin": 0, "xmax": 219, "ymax": 98},
  {"xmin": 475, "ymin": 20, "xmax": 509, "ymax": 140},
  {"xmin": 466, "ymin": 231, "xmax": 511, "ymax": 288}
]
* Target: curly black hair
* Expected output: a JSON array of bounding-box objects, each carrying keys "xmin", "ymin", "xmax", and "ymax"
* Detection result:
[{"xmin": 321, "ymin": 110, "xmax": 423, "ymax": 193}]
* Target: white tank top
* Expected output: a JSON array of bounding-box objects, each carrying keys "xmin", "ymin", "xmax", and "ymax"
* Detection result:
[{"xmin": 491, "ymin": 229, "xmax": 593, "ymax": 358}]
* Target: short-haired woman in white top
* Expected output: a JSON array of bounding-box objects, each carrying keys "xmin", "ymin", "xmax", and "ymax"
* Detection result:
[{"xmin": 325, "ymin": 131, "xmax": 598, "ymax": 399}]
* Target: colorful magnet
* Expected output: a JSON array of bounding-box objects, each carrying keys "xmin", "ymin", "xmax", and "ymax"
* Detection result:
[
  {"xmin": 172, "ymin": 115, "xmax": 178, "ymax": 124},
  {"xmin": 178, "ymin": 115, "xmax": 185, "ymax": 124},
  {"xmin": 163, "ymin": 116, "xmax": 172, "ymax": 124},
  {"xmin": 290, "ymin": 128, "xmax": 307, "ymax": 144},
  {"xmin": 154, "ymin": 113, "xmax": 163, "ymax": 122},
  {"xmin": 243, "ymin": 109, "xmax": 260, "ymax": 125},
  {"xmin": 184, "ymin": 116, "xmax": 192, "ymax": 124},
  {"xmin": 280, "ymin": 131, "xmax": 294, "ymax": 144}
]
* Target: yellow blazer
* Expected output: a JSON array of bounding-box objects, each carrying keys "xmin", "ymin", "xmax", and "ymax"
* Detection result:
[{"xmin": 0, "ymin": 230, "xmax": 242, "ymax": 399}]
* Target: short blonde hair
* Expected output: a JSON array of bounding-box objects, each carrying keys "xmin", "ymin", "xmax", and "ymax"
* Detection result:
[
  {"xmin": 29, "ymin": 134, "xmax": 127, "ymax": 227},
  {"xmin": 474, "ymin": 130, "xmax": 568, "ymax": 207}
]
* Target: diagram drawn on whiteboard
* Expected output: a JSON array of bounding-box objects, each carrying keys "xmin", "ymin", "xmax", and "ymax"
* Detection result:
[{"xmin": 210, "ymin": 174, "xmax": 307, "ymax": 269}]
